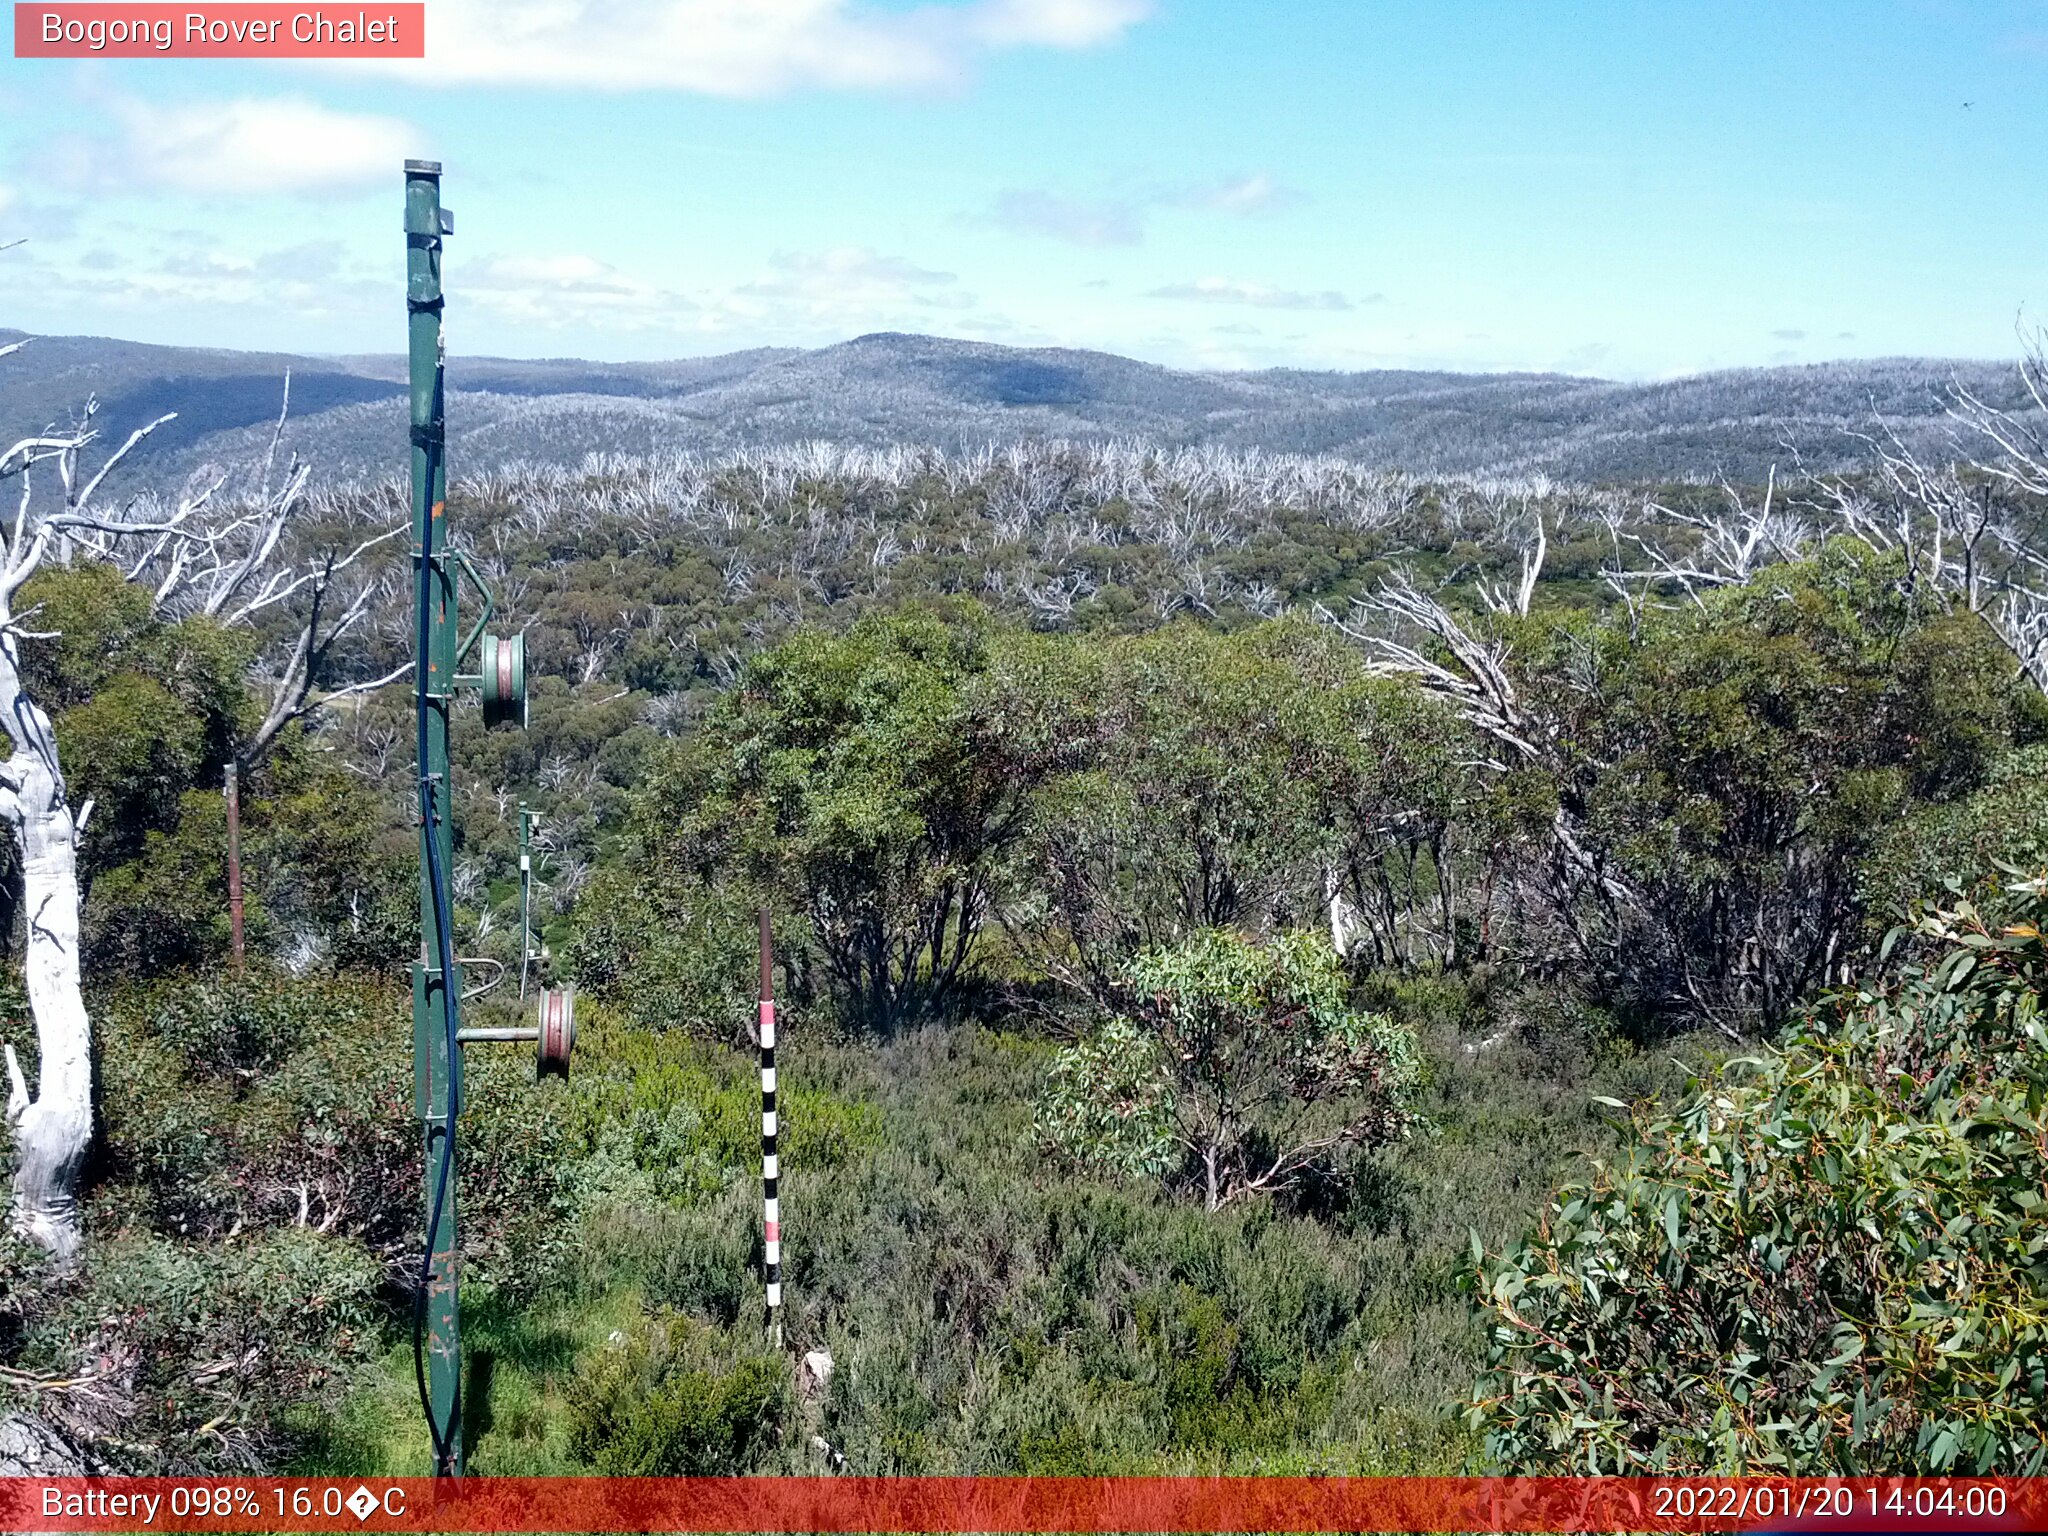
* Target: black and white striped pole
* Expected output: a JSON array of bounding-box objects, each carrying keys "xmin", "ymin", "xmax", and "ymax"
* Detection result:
[{"xmin": 759, "ymin": 908, "xmax": 782, "ymax": 1350}]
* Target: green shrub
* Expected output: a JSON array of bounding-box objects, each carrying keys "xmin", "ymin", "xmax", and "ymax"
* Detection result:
[
  {"xmin": 567, "ymin": 1310, "xmax": 790, "ymax": 1474},
  {"xmin": 568, "ymin": 1012, "xmax": 882, "ymax": 1179},
  {"xmin": 1864, "ymin": 744, "xmax": 2048, "ymax": 927},
  {"xmin": 1465, "ymin": 884, "xmax": 2048, "ymax": 1473},
  {"xmin": 562, "ymin": 869, "xmax": 756, "ymax": 1041},
  {"xmin": 97, "ymin": 970, "xmax": 572, "ymax": 1287},
  {"xmin": 1034, "ymin": 1018, "xmax": 1177, "ymax": 1181},
  {"xmin": 13, "ymin": 1226, "xmax": 381, "ymax": 1469},
  {"xmin": 144, "ymin": 969, "xmax": 361, "ymax": 1080},
  {"xmin": 1039, "ymin": 930, "xmax": 1419, "ymax": 1209}
]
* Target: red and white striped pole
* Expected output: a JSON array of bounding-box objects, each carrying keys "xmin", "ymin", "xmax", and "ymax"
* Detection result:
[{"xmin": 759, "ymin": 908, "xmax": 782, "ymax": 1349}]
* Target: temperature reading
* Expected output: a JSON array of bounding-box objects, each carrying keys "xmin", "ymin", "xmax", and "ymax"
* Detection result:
[{"xmin": 276, "ymin": 1485, "xmax": 348, "ymax": 1518}]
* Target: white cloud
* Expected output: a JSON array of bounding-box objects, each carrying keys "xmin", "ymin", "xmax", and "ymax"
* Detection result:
[
  {"xmin": 990, "ymin": 189, "xmax": 1145, "ymax": 247},
  {"xmin": 739, "ymin": 247, "xmax": 963, "ymax": 310},
  {"xmin": 988, "ymin": 167, "xmax": 1300, "ymax": 246},
  {"xmin": 464, "ymin": 252, "xmax": 688, "ymax": 329},
  {"xmin": 1184, "ymin": 172, "xmax": 1302, "ymax": 216},
  {"xmin": 457, "ymin": 244, "xmax": 968, "ymax": 336},
  {"xmin": 1148, "ymin": 278, "xmax": 1366, "ymax": 312},
  {"xmin": 2, "ymin": 235, "xmax": 388, "ymax": 322},
  {"xmin": 968, "ymin": 0, "xmax": 1149, "ymax": 47},
  {"xmin": 335, "ymin": 0, "xmax": 1151, "ymax": 93},
  {"xmin": 54, "ymin": 97, "xmax": 422, "ymax": 196}
]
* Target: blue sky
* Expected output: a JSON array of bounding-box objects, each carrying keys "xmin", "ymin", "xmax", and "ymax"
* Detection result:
[{"xmin": 2, "ymin": 0, "xmax": 2044, "ymax": 375}]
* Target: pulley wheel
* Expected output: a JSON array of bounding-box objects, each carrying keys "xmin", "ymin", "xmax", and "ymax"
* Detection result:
[
  {"xmin": 536, "ymin": 986, "xmax": 574, "ymax": 1078},
  {"xmin": 480, "ymin": 632, "xmax": 527, "ymax": 729}
]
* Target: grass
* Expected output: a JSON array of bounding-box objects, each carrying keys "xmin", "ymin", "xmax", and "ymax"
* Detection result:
[
  {"xmin": 291, "ymin": 1285, "xmax": 646, "ymax": 1476},
  {"xmin": 295, "ymin": 984, "xmax": 1714, "ymax": 1477}
]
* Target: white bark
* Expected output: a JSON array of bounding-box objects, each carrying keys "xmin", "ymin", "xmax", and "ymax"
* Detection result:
[
  {"xmin": 0, "ymin": 330, "xmax": 400, "ymax": 1261},
  {"xmin": 0, "ymin": 629, "xmax": 89, "ymax": 1264}
]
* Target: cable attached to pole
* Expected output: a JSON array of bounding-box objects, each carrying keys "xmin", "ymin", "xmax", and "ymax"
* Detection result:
[
  {"xmin": 405, "ymin": 159, "xmax": 463, "ymax": 1480},
  {"xmin": 412, "ymin": 485, "xmax": 462, "ymax": 1478}
]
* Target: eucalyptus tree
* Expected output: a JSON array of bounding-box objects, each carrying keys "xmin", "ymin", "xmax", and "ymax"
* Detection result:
[{"xmin": 0, "ymin": 350, "xmax": 399, "ymax": 1261}]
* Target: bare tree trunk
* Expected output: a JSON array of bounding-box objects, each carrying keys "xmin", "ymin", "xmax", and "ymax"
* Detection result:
[
  {"xmin": 0, "ymin": 646, "xmax": 90, "ymax": 1264},
  {"xmin": 0, "ymin": 349, "xmax": 405, "ymax": 1269}
]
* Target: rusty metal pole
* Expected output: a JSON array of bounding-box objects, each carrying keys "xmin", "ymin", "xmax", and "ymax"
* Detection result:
[{"xmin": 224, "ymin": 760, "xmax": 245, "ymax": 971}]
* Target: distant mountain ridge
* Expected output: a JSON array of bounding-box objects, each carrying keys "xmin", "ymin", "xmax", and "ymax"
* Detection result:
[{"xmin": 0, "ymin": 327, "xmax": 2028, "ymax": 489}]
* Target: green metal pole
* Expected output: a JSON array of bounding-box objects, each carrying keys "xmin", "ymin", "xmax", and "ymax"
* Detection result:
[{"xmin": 406, "ymin": 158, "xmax": 463, "ymax": 1478}]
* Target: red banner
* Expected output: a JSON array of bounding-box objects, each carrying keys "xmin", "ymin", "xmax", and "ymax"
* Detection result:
[
  {"xmin": 13, "ymin": 4, "xmax": 424, "ymax": 58},
  {"xmin": 0, "ymin": 1477, "xmax": 2042, "ymax": 1533}
]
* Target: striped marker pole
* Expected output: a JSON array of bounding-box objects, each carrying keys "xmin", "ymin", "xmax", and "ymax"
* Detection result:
[{"xmin": 759, "ymin": 908, "xmax": 782, "ymax": 1349}]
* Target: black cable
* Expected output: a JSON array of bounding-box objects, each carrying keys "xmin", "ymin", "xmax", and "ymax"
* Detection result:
[{"xmin": 411, "ymin": 413, "xmax": 463, "ymax": 1479}]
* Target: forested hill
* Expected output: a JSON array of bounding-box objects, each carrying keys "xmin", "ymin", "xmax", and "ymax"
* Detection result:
[{"xmin": 1, "ymin": 327, "xmax": 2029, "ymax": 489}]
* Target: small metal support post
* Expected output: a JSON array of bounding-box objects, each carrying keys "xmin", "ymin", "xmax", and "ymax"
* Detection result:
[
  {"xmin": 224, "ymin": 760, "xmax": 245, "ymax": 971},
  {"xmin": 518, "ymin": 802, "xmax": 542, "ymax": 999}
]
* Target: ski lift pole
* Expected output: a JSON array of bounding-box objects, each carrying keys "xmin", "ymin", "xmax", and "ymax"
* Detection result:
[
  {"xmin": 404, "ymin": 159, "xmax": 551, "ymax": 1479},
  {"xmin": 759, "ymin": 909, "xmax": 782, "ymax": 1349},
  {"xmin": 406, "ymin": 157, "xmax": 463, "ymax": 1479}
]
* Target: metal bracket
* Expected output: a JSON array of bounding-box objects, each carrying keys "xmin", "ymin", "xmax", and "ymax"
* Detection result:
[
  {"xmin": 448, "ymin": 548, "xmax": 496, "ymax": 673},
  {"xmin": 457, "ymin": 955, "xmax": 505, "ymax": 1001}
]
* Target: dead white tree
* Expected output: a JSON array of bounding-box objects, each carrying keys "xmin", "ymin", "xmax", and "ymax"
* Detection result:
[
  {"xmin": 1609, "ymin": 468, "xmax": 1810, "ymax": 608},
  {"xmin": 1474, "ymin": 514, "xmax": 1546, "ymax": 618},
  {"xmin": 1807, "ymin": 333, "xmax": 2048, "ymax": 690},
  {"xmin": 1325, "ymin": 534, "xmax": 1671, "ymax": 1020},
  {"xmin": 1, "ymin": 390, "xmax": 179, "ymax": 1261},
  {"xmin": 0, "ymin": 353, "xmax": 403, "ymax": 1261},
  {"xmin": 164, "ymin": 380, "xmax": 411, "ymax": 766}
]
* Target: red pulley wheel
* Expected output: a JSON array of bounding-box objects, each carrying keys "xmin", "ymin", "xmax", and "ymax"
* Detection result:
[
  {"xmin": 536, "ymin": 986, "xmax": 574, "ymax": 1078},
  {"xmin": 480, "ymin": 632, "xmax": 527, "ymax": 730}
]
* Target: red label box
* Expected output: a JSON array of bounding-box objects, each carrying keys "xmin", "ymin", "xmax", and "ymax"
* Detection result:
[{"xmin": 14, "ymin": 3, "xmax": 425, "ymax": 57}]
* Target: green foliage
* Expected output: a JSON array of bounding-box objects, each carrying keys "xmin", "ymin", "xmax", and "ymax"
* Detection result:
[
  {"xmin": 1040, "ymin": 930, "xmax": 1419, "ymax": 1210},
  {"xmin": 1535, "ymin": 540, "xmax": 2033, "ymax": 1028},
  {"xmin": 1004, "ymin": 621, "xmax": 1469, "ymax": 990},
  {"xmin": 1034, "ymin": 1018, "xmax": 1177, "ymax": 1181},
  {"xmin": 19, "ymin": 562, "xmax": 249, "ymax": 878},
  {"xmin": 84, "ymin": 791, "xmax": 241, "ymax": 976},
  {"xmin": 95, "ymin": 970, "xmax": 573, "ymax": 1279},
  {"xmin": 7, "ymin": 1226, "xmax": 382, "ymax": 1468},
  {"xmin": 563, "ymin": 869, "xmax": 755, "ymax": 1041},
  {"xmin": 143, "ymin": 968, "xmax": 365, "ymax": 1080},
  {"xmin": 567, "ymin": 1310, "xmax": 791, "ymax": 1474},
  {"xmin": 632, "ymin": 603, "xmax": 1032, "ymax": 1029},
  {"xmin": 29, "ymin": 454, "xmax": 2047, "ymax": 1481},
  {"xmin": 84, "ymin": 738, "xmax": 414, "ymax": 980},
  {"xmin": 1466, "ymin": 885, "xmax": 2048, "ymax": 1473},
  {"xmin": 1864, "ymin": 743, "xmax": 2048, "ymax": 928}
]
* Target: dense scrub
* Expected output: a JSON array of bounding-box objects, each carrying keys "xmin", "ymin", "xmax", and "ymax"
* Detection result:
[
  {"xmin": 296, "ymin": 994, "xmax": 1698, "ymax": 1477},
  {"xmin": 1469, "ymin": 885, "xmax": 2048, "ymax": 1473},
  {"xmin": 3, "ymin": 444, "xmax": 2045, "ymax": 1474}
]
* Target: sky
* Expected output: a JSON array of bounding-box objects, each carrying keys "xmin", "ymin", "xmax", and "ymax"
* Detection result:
[{"xmin": 1, "ymin": 0, "xmax": 2045, "ymax": 376}]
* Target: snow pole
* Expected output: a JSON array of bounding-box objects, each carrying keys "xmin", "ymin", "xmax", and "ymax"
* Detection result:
[{"xmin": 759, "ymin": 908, "xmax": 782, "ymax": 1349}]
